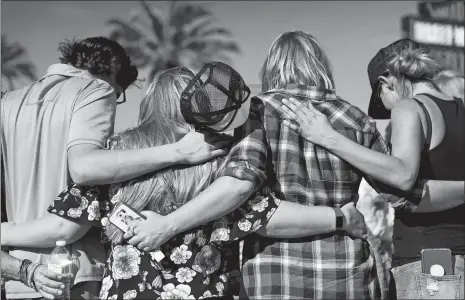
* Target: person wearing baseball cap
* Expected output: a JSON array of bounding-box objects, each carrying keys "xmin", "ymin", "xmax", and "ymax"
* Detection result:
[
  {"xmin": 280, "ymin": 38, "xmax": 465, "ymax": 299},
  {"xmin": 367, "ymin": 38, "xmax": 425, "ymax": 119}
]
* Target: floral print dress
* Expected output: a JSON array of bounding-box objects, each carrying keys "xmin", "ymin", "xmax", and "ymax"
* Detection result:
[{"xmin": 47, "ymin": 183, "xmax": 279, "ymax": 299}]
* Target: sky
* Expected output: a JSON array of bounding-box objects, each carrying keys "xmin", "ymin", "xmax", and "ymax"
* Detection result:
[{"xmin": 1, "ymin": 1, "xmax": 421, "ymax": 133}]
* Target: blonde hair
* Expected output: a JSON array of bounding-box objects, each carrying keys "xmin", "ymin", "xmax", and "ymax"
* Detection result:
[
  {"xmin": 105, "ymin": 67, "xmax": 228, "ymax": 244},
  {"xmin": 259, "ymin": 31, "xmax": 335, "ymax": 92},
  {"xmin": 386, "ymin": 46, "xmax": 445, "ymax": 97},
  {"xmin": 434, "ymin": 69, "xmax": 464, "ymax": 100}
]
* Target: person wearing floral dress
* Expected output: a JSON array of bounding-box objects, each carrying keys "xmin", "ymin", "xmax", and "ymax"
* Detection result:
[{"xmin": 47, "ymin": 181, "xmax": 279, "ymax": 300}]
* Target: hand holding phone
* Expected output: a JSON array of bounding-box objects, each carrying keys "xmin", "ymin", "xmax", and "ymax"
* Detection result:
[
  {"xmin": 108, "ymin": 202, "xmax": 146, "ymax": 234},
  {"xmin": 108, "ymin": 203, "xmax": 165, "ymax": 262}
]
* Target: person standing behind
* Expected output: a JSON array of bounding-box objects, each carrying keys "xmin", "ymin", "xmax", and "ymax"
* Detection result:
[
  {"xmin": 240, "ymin": 31, "xmax": 387, "ymax": 299},
  {"xmin": 0, "ymin": 36, "xmax": 230, "ymax": 300}
]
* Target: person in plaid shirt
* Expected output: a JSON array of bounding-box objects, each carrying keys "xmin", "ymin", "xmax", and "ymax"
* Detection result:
[{"xmin": 239, "ymin": 31, "xmax": 388, "ymax": 299}]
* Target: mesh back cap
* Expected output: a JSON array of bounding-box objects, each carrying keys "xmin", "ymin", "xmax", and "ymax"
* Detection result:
[{"xmin": 180, "ymin": 62, "xmax": 251, "ymax": 132}]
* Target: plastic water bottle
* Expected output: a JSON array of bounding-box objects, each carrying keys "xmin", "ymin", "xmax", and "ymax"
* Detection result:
[{"xmin": 48, "ymin": 241, "xmax": 72, "ymax": 300}]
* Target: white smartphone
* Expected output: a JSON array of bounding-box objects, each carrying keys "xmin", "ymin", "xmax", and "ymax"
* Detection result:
[
  {"xmin": 108, "ymin": 202, "xmax": 146, "ymax": 234},
  {"xmin": 108, "ymin": 203, "xmax": 165, "ymax": 263}
]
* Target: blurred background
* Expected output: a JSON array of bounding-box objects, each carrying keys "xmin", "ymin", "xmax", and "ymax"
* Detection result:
[{"xmin": 2, "ymin": 0, "xmax": 464, "ymax": 134}]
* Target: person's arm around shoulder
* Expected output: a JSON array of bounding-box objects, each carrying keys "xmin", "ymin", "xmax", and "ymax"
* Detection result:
[
  {"xmin": 0, "ymin": 184, "xmax": 105, "ymax": 248},
  {"xmin": 280, "ymin": 97, "xmax": 423, "ymax": 192},
  {"xmin": 124, "ymin": 98, "xmax": 269, "ymax": 251},
  {"xmin": 67, "ymin": 82, "xmax": 231, "ymax": 185}
]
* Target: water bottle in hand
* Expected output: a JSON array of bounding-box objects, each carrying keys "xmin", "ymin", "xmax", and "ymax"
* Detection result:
[{"xmin": 48, "ymin": 241, "xmax": 72, "ymax": 300}]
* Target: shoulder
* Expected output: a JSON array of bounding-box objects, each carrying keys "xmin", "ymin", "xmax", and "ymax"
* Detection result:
[
  {"xmin": 391, "ymin": 98, "xmax": 422, "ymax": 120},
  {"xmin": 324, "ymin": 97, "xmax": 377, "ymax": 133},
  {"xmin": 73, "ymin": 78, "xmax": 116, "ymax": 98}
]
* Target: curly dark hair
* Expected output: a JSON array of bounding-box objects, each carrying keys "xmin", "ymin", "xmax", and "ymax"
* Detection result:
[{"xmin": 58, "ymin": 36, "xmax": 138, "ymax": 91}]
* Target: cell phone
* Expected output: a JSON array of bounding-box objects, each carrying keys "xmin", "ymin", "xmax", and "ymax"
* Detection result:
[
  {"xmin": 108, "ymin": 203, "xmax": 165, "ymax": 263},
  {"xmin": 421, "ymin": 248, "xmax": 453, "ymax": 275},
  {"xmin": 108, "ymin": 202, "xmax": 146, "ymax": 234}
]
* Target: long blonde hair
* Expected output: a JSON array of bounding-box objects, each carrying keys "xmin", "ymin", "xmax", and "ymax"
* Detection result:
[
  {"xmin": 259, "ymin": 31, "xmax": 335, "ymax": 92},
  {"xmin": 105, "ymin": 67, "xmax": 228, "ymax": 244}
]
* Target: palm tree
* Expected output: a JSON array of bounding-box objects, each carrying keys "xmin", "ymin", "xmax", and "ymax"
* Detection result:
[
  {"xmin": 1, "ymin": 35, "xmax": 37, "ymax": 90},
  {"xmin": 106, "ymin": 0, "xmax": 240, "ymax": 83}
]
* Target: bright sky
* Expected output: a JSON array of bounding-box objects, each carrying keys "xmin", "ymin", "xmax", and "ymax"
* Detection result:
[{"xmin": 2, "ymin": 1, "xmax": 419, "ymax": 133}]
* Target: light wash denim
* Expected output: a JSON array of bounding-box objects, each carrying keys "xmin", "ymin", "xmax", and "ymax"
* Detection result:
[{"xmin": 390, "ymin": 255, "xmax": 464, "ymax": 299}]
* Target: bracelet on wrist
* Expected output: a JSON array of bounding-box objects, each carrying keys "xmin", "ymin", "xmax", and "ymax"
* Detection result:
[
  {"xmin": 19, "ymin": 259, "xmax": 32, "ymax": 285},
  {"xmin": 27, "ymin": 263, "xmax": 41, "ymax": 291}
]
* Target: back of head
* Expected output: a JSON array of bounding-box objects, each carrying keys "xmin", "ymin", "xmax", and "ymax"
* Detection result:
[
  {"xmin": 386, "ymin": 46, "xmax": 445, "ymax": 96},
  {"xmin": 105, "ymin": 67, "xmax": 227, "ymax": 244},
  {"xmin": 434, "ymin": 69, "xmax": 465, "ymax": 99},
  {"xmin": 58, "ymin": 36, "xmax": 138, "ymax": 90},
  {"xmin": 260, "ymin": 31, "xmax": 335, "ymax": 92}
]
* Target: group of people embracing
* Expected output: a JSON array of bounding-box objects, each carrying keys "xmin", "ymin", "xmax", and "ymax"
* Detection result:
[{"xmin": 1, "ymin": 30, "xmax": 464, "ymax": 300}]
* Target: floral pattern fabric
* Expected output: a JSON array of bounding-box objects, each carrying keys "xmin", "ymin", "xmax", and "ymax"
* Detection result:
[{"xmin": 48, "ymin": 184, "xmax": 280, "ymax": 299}]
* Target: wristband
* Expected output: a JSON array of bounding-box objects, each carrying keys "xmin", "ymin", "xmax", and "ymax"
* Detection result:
[
  {"xmin": 19, "ymin": 259, "xmax": 32, "ymax": 285},
  {"xmin": 27, "ymin": 263, "xmax": 41, "ymax": 291},
  {"xmin": 333, "ymin": 207, "xmax": 345, "ymax": 230}
]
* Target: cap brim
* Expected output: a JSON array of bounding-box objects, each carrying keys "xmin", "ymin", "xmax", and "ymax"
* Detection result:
[
  {"xmin": 208, "ymin": 96, "xmax": 251, "ymax": 132},
  {"xmin": 368, "ymin": 85, "xmax": 391, "ymax": 120}
]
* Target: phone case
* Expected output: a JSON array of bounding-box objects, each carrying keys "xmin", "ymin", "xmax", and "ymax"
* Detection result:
[
  {"xmin": 109, "ymin": 202, "xmax": 146, "ymax": 234},
  {"xmin": 421, "ymin": 248, "xmax": 453, "ymax": 275}
]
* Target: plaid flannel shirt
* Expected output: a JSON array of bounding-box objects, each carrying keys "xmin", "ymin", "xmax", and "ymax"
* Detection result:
[{"xmin": 237, "ymin": 85, "xmax": 389, "ymax": 300}]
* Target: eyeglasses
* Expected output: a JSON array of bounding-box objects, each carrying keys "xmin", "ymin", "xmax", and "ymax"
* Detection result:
[{"xmin": 116, "ymin": 90, "xmax": 127, "ymax": 105}]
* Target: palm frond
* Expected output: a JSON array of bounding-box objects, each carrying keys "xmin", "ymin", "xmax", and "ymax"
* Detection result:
[
  {"xmin": 170, "ymin": 3, "xmax": 212, "ymax": 30},
  {"xmin": 106, "ymin": 18, "xmax": 143, "ymax": 42},
  {"xmin": 139, "ymin": 0, "xmax": 165, "ymax": 43},
  {"xmin": 15, "ymin": 63, "xmax": 37, "ymax": 81}
]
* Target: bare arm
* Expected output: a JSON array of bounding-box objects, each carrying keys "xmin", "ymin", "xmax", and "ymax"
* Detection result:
[
  {"xmin": 1, "ymin": 214, "xmax": 91, "ymax": 248},
  {"xmin": 324, "ymin": 100, "xmax": 423, "ymax": 191},
  {"xmin": 414, "ymin": 180, "xmax": 465, "ymax": 212},
  {"xmin": 67, "ymin": 83, "xmax": 229, "ymax": 186},
  {"xmin": 165, "ymin": 176, "xmax": 255, "ymax": 236},
  {"xmin": 68, "ymin": 143, "xmax": 181, "ymax": 185},
  {"xmin": 258, "ymin": 201, "xmax": 366, "ymax": 239},
  {"xmin": 257, "ymin": 201, "xmax": 336, "ymax": 238},
  {"xmin": 1, "ymin": 250, "xmax": 21, "ymax": 281}
]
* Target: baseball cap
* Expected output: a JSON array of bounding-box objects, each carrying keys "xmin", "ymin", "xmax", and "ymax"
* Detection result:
[
  {"xmin": 367, "ymin": 39, "xmax": 426, "ymax": 119},
  {"xmin": 180, "ymin": 62, "xmax": 251, "ymax": 132}
]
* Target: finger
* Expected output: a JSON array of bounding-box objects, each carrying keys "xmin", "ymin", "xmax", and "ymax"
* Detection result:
[
  {"xmin": 36, "ymin": 275, "xmax": 65, "ymax": 290},
  {"xmin": 288, "ymin": 97, "xmax": 316, "ymax": 117},
  {"xmin": 284, "ymin": 97, "xmax": 312, "ymax": 118},
  {"xmin": 39, "ymin": 283, "xmax": 63, "ymax": 298},
  {"xmin": 38, "ymin": 289, "xmax": 56, "ymax": 300},
  {"xmin": 282, "ymin": 120, "xmax": 299, "ymax": 132},
  {"xmin": 137, "ymin": 241, "xmax": 148, "ymax": 251},
  {"xmin": 41, "ymin": 269, "xmax": 63, "ymax": 282},
  {"xmin": 139, "ymin": 211, "xmax": 153, "ymax": 217},
  {"xmin": 281, "ymin": 98, "xmax": 301, "ymax": 115},
  {"xmin": 210, "ymin": 148, "xmax": 230, "ymax": 158},
  {"xmin": 280, "ymin": 104, "xmax": 298, "ymax": 120},
  {"xmin": 128, "ymin": 234, "xmax": 144, "ymax": 246},
  {"xmin": 123, "ymin": 228, "xmax": 135, "ymax": 240}
]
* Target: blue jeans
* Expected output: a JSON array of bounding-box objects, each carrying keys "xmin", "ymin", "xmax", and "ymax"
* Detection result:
[{"xmin": 389, "ymin": 255, "xmax": 464, "ymax": 299}]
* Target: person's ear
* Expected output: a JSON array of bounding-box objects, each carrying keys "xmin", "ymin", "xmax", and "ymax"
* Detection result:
[{"xmin": 378, "ymin": 76, "xmax": 395, "ymax": 91}]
